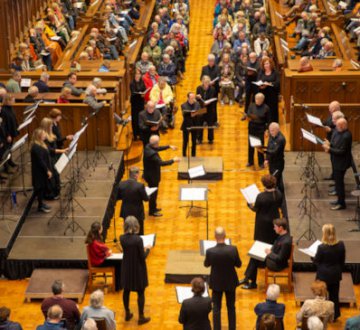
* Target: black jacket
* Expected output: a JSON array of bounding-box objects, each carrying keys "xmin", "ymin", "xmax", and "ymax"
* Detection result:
[
  {"xmin": 266, "ymin": 233, "xmax": 292, "ymax": 270},
  {"xmin": 143, "ymin": 144, "xmax": 174, "ymax": 185},
  {"xmin": 181, "ymin": 101, "xmax": 201, "ymax": 131},
  {"xmin": 30, "ymin": 144, "xmax": 51, "ymax": 189},
  {"xmin": 0, "ymin": 105, "xmax": 19, "ymax": 138},
  {"xmin": 204, "ymin": 243, "xmax": 241, "ymax": 291},
  {"xmin": 117, "ymin": 178, "xmax": 149, "ymax": 221},
  {"xmin": 34, "ymin": 80, "xmax": 50, "ymax": 93},
  {"xmin": 329, "ymin": 129, "xmax": 352, "ymax": 171},
  {"xmin": 23, "ymin": 94, "xmax": 36, "ymax": 103},
  {"xmin": 266, "ymin": 132, "xmax": 286, "ymax": 167},
  {"xmin": 200, "ymin": 65, "xmax": 220, "ymax": 93},
  {"xmin": 179, "ymin": 295, "xmax": 212, "ymax": 330},
  {"xmin": 314, "ymin": 241, "xmax": 345, "ymax": 284}
]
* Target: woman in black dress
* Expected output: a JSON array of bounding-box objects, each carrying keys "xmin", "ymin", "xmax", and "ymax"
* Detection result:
[
  {"xmin": 248, "ymin": 174, "xmax": 283, "ymax": 244},
  {"xmin": 130, "ymin": 70, "xmax": 146, "ymax": 140},
  {"xmin": 257, "ymin": 57, "xmax": 280, "ymax": 123},
  {"xmin": 40, "ymin": 118, "xmax": 68, "ymax": 199},
  {"xmin": 313, "ymin": 224, "xmax": 345, "ymax": 320},
  {"xmin": 196, "ymin": 75, "xmax": 217, "ymax": 144},
  {"xmin": 48, "ymin": 108, "xmax": 73, "ymax": 151},
  {"xmin": 0, "ymin": 94, "xmax": 19, "ymax": 172},
  {"xmin": 120, "ymin": 216, "xmax": 151, "ymax": 325},
  {"xmin": 30, "ymin": 128, "xmax": 53, "ymax": 213}
]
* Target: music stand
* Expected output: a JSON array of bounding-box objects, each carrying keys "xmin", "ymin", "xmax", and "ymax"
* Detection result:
[
  {"xmin": 179, "ymin": 183, "xmax": 209, "ymax": 239},
  {"xmin": 90, "ymin": 110, "xmax": 108, "ymax": 169},
  {"xmin": 11, "ymin": 134, "xmax": 30, "ymax": 196}
]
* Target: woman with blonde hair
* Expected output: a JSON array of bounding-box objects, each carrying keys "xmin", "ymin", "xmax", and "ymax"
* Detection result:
[
  {"xmin": 313, "ymin": 224, "xmax": 345, "ymax": 320},
  {"xmin": 30, "ymin": 128, "xmax": 52, "ymax": 213}
]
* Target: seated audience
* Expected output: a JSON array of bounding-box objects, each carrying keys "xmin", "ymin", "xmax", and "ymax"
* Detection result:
[
  {"xmin": 24, "ymin": 86, "xmax": 39, "ymax": 103},
  {"xmin": 34, "ymin": 72, "xmax": 50, "ymax": 93},
  {"xmin": 81, "ymin": 318, "xmax": 97, "ymax": 330},
  {"xmin": 57, "ymin": 87, "xmax": 71, "ymax": 104},
  {"xmin": 254, "ymin": 33, "xmax": 270, "ymax": 57},
  {"xmin": 80, "ymin": 290, "xmax": 115, "ymax": 330},
  {"xmin": 259, "ymin": 313, "xmax": 276, "ymax": 330},
  {"xmin": 98, "ymin": 60, "xmax": 111, "ymax": 73},
  {"xmin": 63, "ymin": 73, "xmax": 84, "ymax": 96},
  {"xmin": 307, "ymin": 316, "xmax": 324, "ymax": 330},
  {"xmin": 332, "ymin": 59, "xmax": 343, "ymax": 71},
  {"xmin": 298, "ymin": 56, "xmax": 313, "ymax": 72},
  {"xmin": 0, "ymin": 306, "xmax": 22, "ymax": 330},
  {"xmin": 37, "ymin": 305, "xmax": 66, "ymax": 330},
  {"xmin": 41, "ymin": 280, "xmax": 80, "ymax": 330},
  {"xmin": 83, "ymin": 85, "xmax": 106, "ymax": 112},
  {"xmin": 345, "ymin": 314, "xmax": 360, "ymax": 329},
  {"xmin": 136, "ymin": 52, "xmax": 153, "ymax": 75},
  {"xmin": 85, "ymin": 78, "xmax": 107, "ymax": 95},
  {"xmin": 6, "ymin": 71, "xmax": 21, "ymax": 93}
]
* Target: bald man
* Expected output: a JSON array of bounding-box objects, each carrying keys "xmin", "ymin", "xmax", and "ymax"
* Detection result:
[
  {"xmin": 143, "ymin": 135, "xmax": 179, "ymax": 216},
  {"xmin": 204, "ymin": 227, "xmax": 241, "ymax": 330},
  {"xmin": 138, "ymin": 101, "xmax": 162, "ymax": 147},
  {"xmin": 322, "ymin": 118, "xmax": 352, "ymax": 210}
]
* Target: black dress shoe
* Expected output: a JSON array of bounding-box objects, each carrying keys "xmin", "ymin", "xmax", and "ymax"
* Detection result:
[
  {"xmin": 329, "ymin": 200, "xmax": 339, "ymax": 205},
  {"xmin": 238, "ymin": 278, "xmax": 249, "ymax": 285},
  {"xmin": 125, "ymin": 312, "xmax": 133, "ymax": 321},
  {"xmin": 149, "ymin": 212, "xmax": 162, "ymax": 217},
  {"xmin": 328, "ymin": 190, "xmax": 337, "ymax": 196},
  {"xmin": 155, "ymin": 208, "xmax": 162, "ymax": 212},
  {"xmin": 324, "ymin": 176, "xmax": 334, "ymax": 180},
  {"xmin": 330, "ymin": 204, "xmax": 346, "ymax": 211},
  {"xmin": 246, "ymin": 163, "xmax": 254, "ymax": 167},
  {"xmin": 209, "ymin": 140, "xmax": 214, "ymax": 144},
  {"xmin": 138, "ymin": 316, "xmax": 151, "ymax": 325},
  {"xmin": 241, "ymin": 282, "xmax": 257, "ymax": 290}
]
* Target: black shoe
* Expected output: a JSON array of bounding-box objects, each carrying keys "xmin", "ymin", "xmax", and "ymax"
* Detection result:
[
  {"xmin": 125, "ymin": 311, "xmax": 133, "ymax": 321},
  {"xmin": 238, "ymin": 278, "xmax": 249, "ymax": 285},
  {"xmin": 246, "ymin": 163, "xmax": 254, "ymax": 167},
  {"xmin": 242, "ymin": 282, "xmax": 257, "ymax": 290},
  {"xmin": 331, "ymin": 204, "xmax": 346, "ymax": 211},
  {"xmin": 328, "ymin": 190, "xmax": 337, "ymax": 196},
  {"xmin": 259, "ymin": 164, "xmax": 265, "ymax": 169},
  {"xmin": 328, "ymin": 183, "xmax": 335, "ymax": 187},
  {"xmin": 38, "ymin": 205, "xmax": 51, "ymax": 213},
  {"xmin": 197, "ymin": 139, "xmax": 202, "ymax": 145},
  {"xmin": 329, "ymin": 200, "xmax": 339, "ymax": 205},
  {"xmin": 209, "ymin": 140, "xmax": 214, "ymax": 144},
  {"xmin": 155, "ymin": 208, "xmax": 162, "ymax": 212},
  {"xmin": 149, "ymin": 212, "xmax": 162, "ymax": 217},
  {"xmin": 324, "ymin": 176, "xmax": 334, "ymax": 181},
  {"xmin": 241, "ymin": 114, "xmax": 247, "ymax": 121},
  {"xmin": 138, "ymin": 316, "xmax": 151, "ymax": 325},
  {"xmin": 7, "ymin": 160, "xmax": 18, "ymax": 168}
]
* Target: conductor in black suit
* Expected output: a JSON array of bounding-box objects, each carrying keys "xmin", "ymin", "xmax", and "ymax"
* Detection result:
[
  {"xmin": 204, "ymin": 226, "xmax": 242, "ymax": 330},
  {"xmin": 143, "ymin": 135, "xmax": 180, "ymax": 217},
  {"xmin": 179, "ymin": 277, "xmax": 212, "ymax": 330},
  {"xmin": 117, "ymin": 166, "xmax": 149, "ymax": 235},
  {"xmin": 322, "ymin": 118, "xmax": 352, "ymax": 210},
  {"xmin": 314, "ymin": 224, "xmax": 345, "ymax": 320},
  {"xmin": 240, "ymin": 218, "xmax": 292, "ymax": 290}
]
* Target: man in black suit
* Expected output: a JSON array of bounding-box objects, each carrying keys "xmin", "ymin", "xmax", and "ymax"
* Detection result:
[
  {"xmin": 322, "ymin": 118, "xmax": 353, "ymax": 210},
  {"xmin": 204, "ymin": 227, "xmax": 242, "ymax": 330},
  {"xmin": 143, "ymin": 135, "xmax": 180, "ymax": 217},
  {"xmin": 179, "ymin": 277, "xmax": 212, "ymax": 330},
  {"xmin": 117, "ymin": 166, "xmax": 149, "ymax": 235},
  {"xmin": 138, "ymin": 101, "xmax": 162, "ymax": 147},
  {"xmin": 265, "ymin": 122, "xmax": 286, "ymax": 192},
  {"xmin": 240, "ymin": 218, "xmax": 292, "ymax": 290}
]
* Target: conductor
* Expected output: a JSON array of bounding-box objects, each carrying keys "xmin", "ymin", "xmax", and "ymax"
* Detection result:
[
  {"xmin": 117, "ymin": 166, "xmax": 149, "ymax": 235},
  {"xmin": 204, "ymin": 227, "xmax": 242, "ymax": 330}
]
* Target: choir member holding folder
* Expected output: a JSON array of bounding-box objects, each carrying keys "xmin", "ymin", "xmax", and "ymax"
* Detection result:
[
  {"xmin": 130, "ymin": 71, "xmax": 147, "ymax": 140},
  {"xmin": 120, "ymin": 217, "xmax": 152, "ymax": 326},
  {"xmin": 117, "ymin": 166, "xmax": 149, "ymax": 235},
  {"xmin": 85, "ymin": 221, "xmax": 121, "ymax": 292},
  {"xmin": 240, "ymin": 218, "xmax": 292, "ymax": 290},
  {"xmin": 248, "ymin": 175, "xmax": 283, "ymax": 245},
  {"xmin": 138, "ymin": 101, "xmax": 162, "ymax": 147}
]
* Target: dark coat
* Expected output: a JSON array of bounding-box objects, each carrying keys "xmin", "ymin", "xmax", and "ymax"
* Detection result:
[
  {"xmin": 314, "ymin": 241, "xmax": 345, "ymax": 284},
  {"xmin": 52, "ymin": 124, "xmax": 66, "ymax": 149},
  {"xmin": 204, "ymin": 243, "xmax": 242, "ymax": 291},
  {"xmin": 251, "ymin": 190, "xmax": 283, "ymax": 244},
  {"xmin": 266, "ymin": 132, "xmax": 286, "ymax": 170},
  {"xmin": 200, "ymin": 65, "xmax": 220, "ymax": 94},
  {"xmin": 254, "ymin": 299, "xmax": 285, "ymax": 330},
  {"xmin": 117, "ymin": 178, "xmax": 149, "ymax": 221},
  {"xmin": 34, "ymin": 80, "xmax": 50, "ymax": 93},
  {"xmin": 23, "ymin": 94, "xmax": 36, "ymax": 103},
  {"xmin": 266, "ymin": 233, "xmax": 292, "ymax": 271},
  {"xmin": 0, "ymin": 321, "xmax": 23, "ymax": 330},
  {"xmin": 143, "ymin": 144, "xmax": 174, "ymax": 186},
  {"xmin": 196, "ymin": 85, "xmax": 217, "ymax": 125},
  {"xmin": 158, "ymin": 62, "xmax": 177, "ymax": 86},
  {"xmin": 31, "ymin": 144, "xmax": 51, "ymax": 189},
  {"xmin": 180, "ymin": 101, "xmax": 201, "ymax": 131},
  {"xmin": 120, "ymin": 233, "xmax": 148, "ymax": 291},
  {"xmin": 329, "ymin": 129, "xmax": 353, "ymax": 171},
  {"xmin": 0, "ymin": 105, "xmax": 19, "ymax": 138},
  {"xmin": 130, "ymin": 79, "xmax": 146, "ymax": 112},
  {"xmin": 179, "ymin": 296, "xmax": 212, "ymax": 330}
]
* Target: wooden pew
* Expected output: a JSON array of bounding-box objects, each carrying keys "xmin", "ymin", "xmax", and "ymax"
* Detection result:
[
  {"xmin": 331, "ymin": 23, "xmax": 358, "ymax": 61},
  {"xmin": 286, "ymin": 59, "xmax": 357, "ymax": 71},
  {"xmin": 12, "ymin": 92, "xmax": 115, "ymax": 103}
]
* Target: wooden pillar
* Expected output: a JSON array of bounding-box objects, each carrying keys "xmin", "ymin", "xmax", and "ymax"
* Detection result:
[{"xmin": 0, "ymin": 0, "xmax": 11, "ymax": 71}]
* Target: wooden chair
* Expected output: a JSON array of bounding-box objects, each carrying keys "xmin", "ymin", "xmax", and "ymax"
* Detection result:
[
  {"xmin": 93, "ymin": 317, "xmax": 107, "ymax": 330},
  {"xmin": 264, "ymin": 243, "xmax": 294, "ymax": 292},
  {"xmin": 86, "ymin": 245, "xmax": 115, "ymax": 292}
]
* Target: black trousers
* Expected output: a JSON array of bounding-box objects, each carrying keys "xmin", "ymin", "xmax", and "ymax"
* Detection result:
[
  {"xmin": 212, "ymin": 290, "xmax": 236, "ymax": 330},
  {"xmin": 99, "ymin": 259, "xmax": 121, "ymax": 291},
  {"xmin": 148, "ymin": 183, "xmax": 159, "ymax": 214},
  {"xmin": 32, "ymin": 187, "xmax": 45, "ymax": 209},
  {"xmin": 182, "ymin": 129, "xmax": 197, "ymax": 157},
  {"xmin": 198, "ymin": 110, "xmax": 215, "ymax": 142},
  {"xmin": 326, "ymin": 281, "xmax": 340, "ymax": 319},
  {"xmin": 123, "ymin": 289, "xmax": 145, "ymax": 316},
  {"xmin": 333, "ymin": 169, "xmax": 346, "ymax": 206},
  {"xmin": 245, "ymin": 83, "xmax": 256, "ymax": 114},
  {"xmin": 245, "ymin": 258, "xmax": 282, "ymax": 283},
  {"xmin": 269, "ymin": 162, "xmax": 284, "ymax": 192},
  {"xmin": 248, "ymin": 127, "xmax": 265, "ymax": 165}
]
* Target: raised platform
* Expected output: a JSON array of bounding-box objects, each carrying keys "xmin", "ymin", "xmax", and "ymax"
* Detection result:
[
  {"xmin": 164, "ymin": 250, "xmax": 210, "ymax": 283},
  {"xmin": 25, "ymin": 269, "xmax": 88, "ymax": 303},
  {"xmin": 293, "ymin": 272, "xmax": 356, "ymax": 307},
  {"xmin": 177, "ymin": 157, "xmax": 223, "ymax": 180}
]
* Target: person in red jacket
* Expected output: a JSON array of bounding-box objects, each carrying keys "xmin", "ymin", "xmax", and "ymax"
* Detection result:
[
  {"xmin": 142, "ymin": 66, "xmax": 159, "ymax": 102},
  {"xmin": 85, "ymin": 222, "xmax": 121, "ymax": 291}
]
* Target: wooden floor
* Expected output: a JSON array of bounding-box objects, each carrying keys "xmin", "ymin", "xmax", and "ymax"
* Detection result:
[{"xmin": 1, "ymin": 1, "xmax": 359, "ymax": 329}]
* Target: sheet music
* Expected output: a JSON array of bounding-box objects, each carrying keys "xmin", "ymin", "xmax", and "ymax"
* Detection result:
[
  {"xmin": 188, "ymin": 165, "xmax": 206, "ymax": 179},
  {"xmin": 180, "ymin": 187, "xmax": 207, "ymax": 201},
  {"xmin": 11, "ymin": 134, "xmax": 28, "ymax": 152},
  {"xmin": 298, "ymin": 240, "xmax": 322, "ymax": 258},
  {"xmin": 210, "ymin": 77, "xmax": 219, "ymax": 84},
  {"xmin": 141, "ymin": 234, "xmax": 156, "ymax": 247},
  {"xmin": 69, "ymin": 124, "xmax": 88, "ymax": 150},
  {"xmin": 338, "ymin": 1, "xmax": 347, "ymax": 9},
  {"xmin": 129, "ymin": 40, "xmax": 137, "ymax": 48},
  {"xmin": 281, "ymin": 44, "xmax": 290, "ymax": 53},
  {"xmin": 201, "ymin": 239, "xmax": 231, "ymax": 255},
  {"xmin": 68, "ymin": 144, "xmax": 77, "ymax": 160},
  {"xmin": 50, "ymin": 36, "xmax": 62, "ymax": 41},
  {"xmin": 107, "ymin": 253, "xmax": 123, "ymax": 260},
  {"xmin": 0, "ymin": 153, "xmax": 11, "ymax": 167},
  {"xmin": 18, "ymin": 116, "xmax": 35, "ymax": 131},
  {"xmin": 246, "ymin": 66, "xmax": 257, "ymax": 72},
  {"xmin": 249, "ymin": 135, "xmax": 262, "ymax": 148},
  {"xmin": 240, "ymin": 184, "xmax": 260, "ymax": 204},
  {"xmin": 145, "ymin": 187, "xmax": 158, "ymax": 196},
  {"xmin": 23, "ymin": 101, "xmax": 41, "ymax": 115},
  {"xmin": 203, "ymin": 97, "xmax": 218, "ymax": 105},
  {"xmin": 301, "ymin": 128, "xmax": 319, "ymax": 145},
  {"xmin": 156, "ymin": 104, "xmax": 166, "ymax": 109},
  {"xmin": 74, "ymin": 2, "xmax": 84, "ymax": 9},
  {"xmin": 55, "ymin": 153, "xmax": 69, "ymax": 174},
  {"xmin": 248, "ymin": 240, "xmax": 273, "ymax": 261},
  {"xmin": 175, "ymin": 284, "xmax": 209, "ymax": 304},
  {"xmin": 306, "ymin": 113, "xmax": 324, "ymax": 127},
  {"xmin": 20, "ymin": 78, "xmax": 32, "ymax": 88}
]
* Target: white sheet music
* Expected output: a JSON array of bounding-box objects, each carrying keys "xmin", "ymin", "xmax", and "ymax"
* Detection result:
[
  {"xmin": 20, "ymin": 78, "xmax": 32, "ymax": 88},
  {"xmin": 129, "ymin": 40, "xmax": 137, "ymax": 48},
  {"xmin": 50, "ymin": 36, "xmax": 62, "ymax": 41},
  {"xmin": 306, "ymin": 113, "xmax": 323, "ymax": 127},
  {"xmin": 107, "ymin": 253, "xmax": 123, "ymax": 260},
  {"xmin": 301, "ymin": 128, "xmax": 318, "ymax": 145},
  {"xmin": 23, "ymin": 101, "xmax": 41, "ymax": 115},
  {"xmin": 188, "ymin": 165, "xmax": 206, "ymax": 179},
  {"xmin": 145, "ymin": 187, "xmax": 158, "ymax": 196},
  {"xmin": 156, "ymin": 103, "xmax": 166, "ymax": 109},
  {"xmin": 55, "ymin": 153, "xmax": 69, "ymax": 174},
  {"xmin": 11, "ymin": 134, "xmax": 28, "ymax": 152},
  {"xmin": 176, "ymin": 284, "xmax": 209, "ymax": 304},
  {"xmin": 74, "ymin": 2, "xmax": 84, "ymax": 9},
  {"xmin": 249, "ymin": 135, "xmax": 262, "ymax": 148},
  {"xmin": 298, "ymin": 240, "xmax": 322, "ymax": 258},
  {"xmin": 202, "ymin": 239, "xmax": 231, "ymax": 254},
  {"xmin": 180, "ymin": 187, "xmax": 207, "ymax": 201},
  {"xmin": 248, "ymin": 240, "xmax": 273, "ymax": 261},
  {"xmin": 351, "ymin": 59, "xmax": 360, "ymax": 69},
  {"xmin": 69, "ymin": 124, "xmax": 88, "ymax": 150},
  {"xmin": 210, "ymin": 77, "xmax": 219, "ymax": 84},
  {"xmin": 203, "ymin": 98, "xmax": 218, "ymax": 106},
  {"xmin": 141, "ymin": 234, "xmax": 156, "ymax": 247},
  {"xmin": 18, "ymin": 116, "xmax": 35, "ymax": 131},
  {"xmin": 68, "ymin": 144, "xmax": 77, "ymax": 161},
  {"xmin": 240, "ymin": 184, "xmax": 260, "ymax": 204}
]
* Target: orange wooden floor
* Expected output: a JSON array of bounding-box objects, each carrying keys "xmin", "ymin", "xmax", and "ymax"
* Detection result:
[{"xmin": 0, "ymin": 0, "xmax": 359, "ymax": 329}]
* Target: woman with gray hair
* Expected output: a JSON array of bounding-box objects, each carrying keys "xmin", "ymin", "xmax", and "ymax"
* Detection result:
[
  {"xmin": 80, "ymin": 290, "xmax": 115, "ymax": 330},
  {"xmin": 120, "ymin": 216, "xmax": 151, "ymax": 325}
]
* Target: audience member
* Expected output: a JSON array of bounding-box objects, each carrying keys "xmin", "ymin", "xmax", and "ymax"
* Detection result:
[
  {"xmin": 81, "ymin": 318, "xmax": 97, "ymax": 330},
  {"xmin": 24, "ymin": 86, "xmax": 39, "ymax": 103},
  {"xmin": 307, "ymin": 316, "xmax": 324, "ymax": 330},
  {"xmin": 6, "ymin": 71, "xmax": 22, "ymax": 93},
  {"xmin": 0, "ymin": 307, "xmax": 22, "ymax": 330},
  {"xmin": 37, "ymin": 305, "xmax": 66, "ymax": 330},
  {"xmin": 63, "ymin": 73, "xmax": 84, "ymax": 96},
  {"xmin": 259, "ymin": 313, "xmax": 276, "ymax": 330},
  {"xmin": 34, "ymin": 72, "xmax": 50, "ymax": 93}
]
